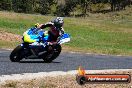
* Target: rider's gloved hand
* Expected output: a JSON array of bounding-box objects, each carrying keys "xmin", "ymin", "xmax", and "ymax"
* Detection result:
[
  {"xmin": 35, "ymin": 23, "xmax": 40, "ymax": 28},
  {"xmin": 47, "ymin": 42, "xmax": 53, "ymax": 45}
]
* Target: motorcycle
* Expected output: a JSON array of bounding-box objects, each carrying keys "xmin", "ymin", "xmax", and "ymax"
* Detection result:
[{"xmin": 10, "ymin": 27, "xmax": 70, "ymax": 63}]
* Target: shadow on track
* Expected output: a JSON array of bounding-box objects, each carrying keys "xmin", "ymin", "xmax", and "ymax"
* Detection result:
[{"xmin": 19, "ymin": 61, "xmax": 61, "ymax": 63}]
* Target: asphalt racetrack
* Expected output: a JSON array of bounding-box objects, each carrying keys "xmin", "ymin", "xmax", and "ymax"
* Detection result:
[{"xmin": 0, "ymin": 49, "xmax": 132, "ymax": 75}]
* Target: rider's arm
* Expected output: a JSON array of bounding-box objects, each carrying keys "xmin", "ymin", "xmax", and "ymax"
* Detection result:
[
  {"xmin": 38, "ymin": 22, "xmax": 53, "ymax": 29},
  {"xmin": 56, "ymin": 27, "xmax": 65, "ymax": 43},
  {"xmin": 59, "ymin": 27, "xmax": 65, "ymax": 35}
]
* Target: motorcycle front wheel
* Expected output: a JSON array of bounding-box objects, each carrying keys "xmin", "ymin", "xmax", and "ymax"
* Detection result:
[{"xmin": 10, "ymin": 45, "xmax": 23, "ymax": 62}]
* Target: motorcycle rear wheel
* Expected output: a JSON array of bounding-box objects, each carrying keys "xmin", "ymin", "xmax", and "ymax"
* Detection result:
[
  {"xmin": 10, "ymin": 45, "xmax": 23, "ymax": 62},
  {"xmin": 43, "ymin": 44, "xmax": 61, "ymax": 63}
]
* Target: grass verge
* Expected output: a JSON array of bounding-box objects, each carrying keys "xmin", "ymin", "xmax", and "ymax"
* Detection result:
[{"xmin": 0, "ymin": 40, "xmax": 20, "ymax": 49}]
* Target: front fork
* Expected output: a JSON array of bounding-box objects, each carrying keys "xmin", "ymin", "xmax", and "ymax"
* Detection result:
[{"xmin": 20, "ymin": 43, "xmax": 37, "ymax": 57}]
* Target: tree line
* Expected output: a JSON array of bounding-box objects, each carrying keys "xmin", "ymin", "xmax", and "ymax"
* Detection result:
[{"xmin": 0, "ymin": 0, "xmax": 131, "ymax": 17}]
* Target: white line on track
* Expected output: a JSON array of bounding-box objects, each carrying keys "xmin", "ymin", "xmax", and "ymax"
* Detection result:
[{"xmin": 70, "ymin": 51, "xmax": 131, "ymax": 57}]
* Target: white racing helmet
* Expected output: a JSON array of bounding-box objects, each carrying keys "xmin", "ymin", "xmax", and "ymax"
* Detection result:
[{"xmin": 52, "ymin": 17, "xmax": 64, "ymax": 28}]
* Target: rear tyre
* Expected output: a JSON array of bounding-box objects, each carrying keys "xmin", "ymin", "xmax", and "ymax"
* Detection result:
[
  {"xmin": 10, "ymin": 45, "xmax": 23, "ymax": 62},
  {"xmin": 43, "ymin": 44, "xmax": 61, "ymax": 63}
]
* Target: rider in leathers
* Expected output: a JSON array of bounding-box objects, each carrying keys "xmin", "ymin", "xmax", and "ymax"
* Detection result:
[
  {"xmin": 23, "ymin": 17, "xmax": 64, "ymax": 46},
  {"xmin": 38, "ymin": 17, "xmax": 65, "ymax": 45}
]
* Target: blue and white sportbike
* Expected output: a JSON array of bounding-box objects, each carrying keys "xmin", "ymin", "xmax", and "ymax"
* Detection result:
[{"xmin": 10, "ymin": 28, "xmax": 70, "ymax": 63}]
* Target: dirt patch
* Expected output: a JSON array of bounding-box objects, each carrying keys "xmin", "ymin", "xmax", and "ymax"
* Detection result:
[
  {"xmin": 0, "ymin": 70, "xmax": 132, "ymax": 88},
  {"xmin": 0, "ymin": 31, "xmax": 22, "ymax": 42}
]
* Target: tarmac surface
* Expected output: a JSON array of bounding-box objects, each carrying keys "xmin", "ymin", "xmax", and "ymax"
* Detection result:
[{"xmin": 0, "ymin": 49, "xmax": 132, "ymax": 75}]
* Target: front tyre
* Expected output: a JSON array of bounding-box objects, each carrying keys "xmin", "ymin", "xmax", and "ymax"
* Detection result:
[{"xmin": 10, "ymin": 45, "xmax": 23, "ymax": 62}]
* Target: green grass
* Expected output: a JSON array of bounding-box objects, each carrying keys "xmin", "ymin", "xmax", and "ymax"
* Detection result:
[
  {"xmin": 0, "ymin": 8, "xmax": 132, "ymax": 55},
  {"xmin": 65, "ymin": 26, "xmax": 132, "ymax": 55},
  {"xmin": 0, "ymin": 40, "xmax": 20, "ymax": 49}
]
